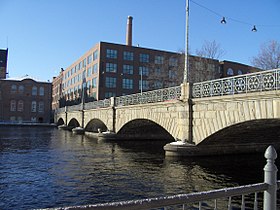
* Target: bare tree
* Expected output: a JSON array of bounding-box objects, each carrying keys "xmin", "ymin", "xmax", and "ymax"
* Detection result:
[
  {"xmin": 145, "ymin": 54, "xmax": 184, "ymax": 90},
  {"xmin": 251, "ymin": 40, "xmax": 280, "ymax": 70},
  {"xmin": 196, "ymin": 40, "xmax": 225, "ymax": 59}
]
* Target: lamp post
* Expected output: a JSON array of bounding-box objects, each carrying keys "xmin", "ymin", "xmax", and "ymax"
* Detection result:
[
  {"xmin": 183, "ymin": 0, "xmax": 190, "ymax": 83},
  {"xmin": 140, "ymin": 68, "xmax": 143, "ymax": 94}
]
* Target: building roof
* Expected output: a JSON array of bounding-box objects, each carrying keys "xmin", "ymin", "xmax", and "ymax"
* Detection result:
[{"xmin": 2, "ymin": 74, "xmax": 51, "ymax": 83}]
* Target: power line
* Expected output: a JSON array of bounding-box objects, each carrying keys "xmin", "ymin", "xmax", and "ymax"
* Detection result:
[{"xmin": 190, "ymin": 0, "xmax": 280, "ymax": 31}]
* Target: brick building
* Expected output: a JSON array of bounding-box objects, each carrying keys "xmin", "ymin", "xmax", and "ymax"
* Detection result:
[
  {"xmin": 0, "ymin": 49, "xmax": 8, "ymax": 79},
  {"xmin": 0, "ymin": 75, "xmax": 52, "ymax": 123},
  {"xmin": 220, "ymin": 60, "xmax": 262, "ymax": 76},
  {"xmin": 52, "ymin": 16, "xmax": 261, "ymax": 110}
]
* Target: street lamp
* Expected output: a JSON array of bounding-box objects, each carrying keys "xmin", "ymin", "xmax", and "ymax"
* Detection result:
[
  {"xmin": 140, "ymin": 68, "xmax": 143, "ymax": 94},
  {"xmin": 183, "ymin": 0, "xmax": 190, "ymax": 83}
]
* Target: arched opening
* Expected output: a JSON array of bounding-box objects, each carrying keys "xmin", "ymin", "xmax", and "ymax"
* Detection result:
[
  {"xmin": 68, "ymin": 118, "xmax": 80, "ymax": 129},
  {"xmin": 118, "ymin": 119, "xmax": 174, "ymax": 141},
  {"xmin": 85, "ymin": 119, "xmax": 107, "ymax": 133},
  {"xmin": 57, "ymin": 118, "xmax": 65, "ymax": 126},
  {"xmin": 198, "ymin": 119, "xmax": 280, "ymax": 148}
]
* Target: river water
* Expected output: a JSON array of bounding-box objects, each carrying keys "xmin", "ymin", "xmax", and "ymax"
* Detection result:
[{"xmin": 0, "ymin": 126, "xmax": 277, "ymax": 210}]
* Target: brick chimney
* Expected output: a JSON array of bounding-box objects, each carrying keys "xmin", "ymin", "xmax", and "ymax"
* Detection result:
[{"xmin": 126, "ymin": 16, "xmax": 133, "ymax": 46}]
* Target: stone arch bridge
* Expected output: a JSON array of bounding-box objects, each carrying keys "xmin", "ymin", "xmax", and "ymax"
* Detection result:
[{"xmin": 55, "ymin": 68, "xmax": 280, "ymax": 156}]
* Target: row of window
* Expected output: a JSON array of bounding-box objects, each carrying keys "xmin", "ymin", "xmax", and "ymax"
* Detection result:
[
  {"xmin": 9, "ymin": 116, "xmax": 39, "ymax": 122},
  {"xmin": 11, "ymin": 85, "xmax": 45, "ymax": 96},
  {"xmin": 106, "ymin": 49, "xmax": 178, "ymax": 66},
  {"xmin": 227, "ymin": 68, "xmax": 244, "ymax": 76},
  {"xmin": 105, "ymin": 63, "xmax": 174, "ymax": 76},
  {"xmin": 64, "ymin": 77, "xmax": 98, "ymax": 96},
  {"xmin": 63, "ymin": 64, "xmax": 98, "ymax": 89},
  {"xmin": 105, "ymin": 77, "xmax": 149, "ymax": 90},
  {"xmin": 10, "ymin": 100, "xmax": 44, "ymax": 113},
  {"xmin": 64, "ymin": 50, "xmax": 99, "ymax": 80}
]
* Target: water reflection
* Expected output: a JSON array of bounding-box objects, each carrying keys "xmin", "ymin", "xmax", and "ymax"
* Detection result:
[{"xmin": 0, "ymin": 126, "xmax": 275, "ymax": 210}]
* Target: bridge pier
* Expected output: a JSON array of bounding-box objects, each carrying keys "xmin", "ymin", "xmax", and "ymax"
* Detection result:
[{"xmin": 164, "ymin": 82, "xmax": 194, "ymax": 156}]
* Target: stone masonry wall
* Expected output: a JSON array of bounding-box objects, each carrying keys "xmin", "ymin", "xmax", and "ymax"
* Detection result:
[{"xmin": 192, "ymin": 90, "xmax": 280, "ymax": 145}]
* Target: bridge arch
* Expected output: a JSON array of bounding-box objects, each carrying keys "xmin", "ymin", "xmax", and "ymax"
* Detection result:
[
  {"xmin": 85, "ymin": 119, "xmax": 108, "ymax": 132},
  {"xmin": 118, "ymin": 119, "xmax": 174, "ymax": 140},
  {"xmin": 57, "ymin": 118, "xmax": 65, "ymax": 126},
  {"xmin": 198, "ymin": 119, "xmax": 280, "ymax": 146},
  {"xmin": 68, "ymin": 118, "xmax": 80, "ymax": 128}
]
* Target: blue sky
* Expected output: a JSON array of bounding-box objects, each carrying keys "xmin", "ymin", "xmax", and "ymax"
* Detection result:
[{"xmin": 0, "ymin": 0, "xmax": 279, "ymax": 81}]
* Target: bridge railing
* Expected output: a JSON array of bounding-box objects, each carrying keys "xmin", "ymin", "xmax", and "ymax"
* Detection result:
[
  {"xmin": 192, "ymin": 68, "xmax": 280, "ymax": 98},
  {"xmin": 43, "ymin": 146, "xmax": 279, "ymax": 210},
  {"xmin": 115, "ymin": 85, "xmax": 181, "ymax": 106},
  {"xmin": 84, "ymin": 98, "xmax": 111, "ymax": 110},
  {"xmin": 54, "ymin": 86, "xmax": 181, "ymax": 113}
]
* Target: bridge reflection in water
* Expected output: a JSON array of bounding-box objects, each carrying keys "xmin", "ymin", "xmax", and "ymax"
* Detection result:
[{"xmin": 1, "ymin": 126, "xmax": 278, "ymax": 209}]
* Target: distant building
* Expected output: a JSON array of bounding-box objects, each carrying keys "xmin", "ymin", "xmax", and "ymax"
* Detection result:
[
  {"xmin": 0, "ymin": 75, "xmax": 52, "ymax": 123},
  {"xmin": 52, "ymin": 16, "xmax": 261, "ymax": 110},
  {"xmin": 0, "ymin": 49, "xmax": 8, "ymax": 79},
  {"xmin": 220, "ymin": 60, "xmax": 262, "ymax": 77}
]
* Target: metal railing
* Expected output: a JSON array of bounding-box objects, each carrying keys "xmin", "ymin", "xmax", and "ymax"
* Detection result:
[
  {"xmin": 55, "ymin": 86, "xmax": 182, "ymax": 113},
  {"xmin": 43, "ymin": 146, "xmax": 279, "ymax": 210},
  {"xmin": 84, "ymin": 98, "xmax": 111, "ymax": 110},
  {"xmin": 115, "ymin": 85, "xmax": 181, "ymax": 106},
  {"xmin": 192, "ymin": 68, "xmax": 280, "ymax": 98}
]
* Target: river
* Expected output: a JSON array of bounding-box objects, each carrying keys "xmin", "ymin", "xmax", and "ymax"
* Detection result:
[{"xmin": 0, "ymin": 126, "xmax": 277, "ymax": 209}]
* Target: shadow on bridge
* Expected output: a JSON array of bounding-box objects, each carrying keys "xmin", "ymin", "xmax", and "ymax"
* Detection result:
[
  {"xmin": 198, "ymin": 119, "xmax": 280, "ymax": 150},
  {"xmin": 118, "ymin": 119, "xmax": 175, "ymax": 141}
]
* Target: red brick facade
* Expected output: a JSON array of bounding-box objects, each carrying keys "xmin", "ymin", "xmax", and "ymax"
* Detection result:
[{"xmin": 0, "ymin": 77, "xmax": 52, "ymax": 123}]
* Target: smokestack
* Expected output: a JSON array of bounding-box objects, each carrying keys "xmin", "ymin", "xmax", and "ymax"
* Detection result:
[{"xmin": 126, "ymin": 16, "xmax": 133, "ymax": 46}]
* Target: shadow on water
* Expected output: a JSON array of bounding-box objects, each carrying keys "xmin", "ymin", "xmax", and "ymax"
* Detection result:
[{"xmin": 1, "ymin": 127, "xmax": 279, "ymax": 210}]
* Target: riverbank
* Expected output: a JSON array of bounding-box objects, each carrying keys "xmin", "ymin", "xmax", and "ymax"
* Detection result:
[{"xmin": 0, "ymin": 122, "xmax": 56, "ymax": 127}]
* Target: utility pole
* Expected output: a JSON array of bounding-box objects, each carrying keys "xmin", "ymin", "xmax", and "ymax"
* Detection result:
[{"xmin": 183, "ymin": 0, "xmax": 190, "ymax": 83}]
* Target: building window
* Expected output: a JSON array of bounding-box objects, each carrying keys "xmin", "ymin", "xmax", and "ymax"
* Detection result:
[
  {"xmin": 169, "ymin": 57, "xmax": 178, "ymax": 67},
  {"xmin": 140, "ymin": 53, "xmax": 149, "ymax": 63},
  {"xmin": 10, "ymin": 100, "xmax": 16, "ymax": 111},
  {"xmin": 38, "ymin": 101, "xmax": 44, "ymax": 113},
  {"xmin": 83, "ymin": 58, "xmax": 87, "ymax": 67},
  {"xmin": 86, "ymin": 81, "xmax": 91, "ymax": 90},
  {"xmin": 87, "ymin": 55, "xmax": 92, "ymax": 64},
  {"xmin": 87, "ymin": 67, "xmax": 92, "ymax": 77},
  {"xmin": 169, "ymin": 70, "xmax": 177, "ymax": 79},
  {"xmin": 93, "ymin": 63, "xmax": 98, "ymax": 74},
  {"xmin": 105, "ymin": 77, "xmax": 116, "ymax": 88},
  {"xmin": 17, "ymin": 116, "xmax": 23, "ymax": 122},
  {"xmin": 122, "ymin": 79, "xmax": 133, "ymax": 89},
  {"xmin": 39, "ymin": 87, "xmax": 44, "ymax": 96},
  {"xmin": 139, "ymin": 80, "xmax": 149, "ymax": 91},
  {"xmin": 18, "ymin": 100, "xmax": 24, "ymax": 112},
  {"xmin": 238, "ymin": 70, "xmax": 243, "ymax": 75},
  {"xmin": 123, "ymin": 51, "xmax": 134, "ymax": 61},
  {"xmin": 106, "ymin": 49, "xmax": 117, "ymax": 59},
  {"xmin": 11, "ymin": 85, "xmax": 17, "ymax": 93},
  {"xmin": 31, "ymin": 101, "xmax": 37, "ymax": 112},
  {"xmin": 105, "ymin": 92, "xmax": 116, "ymax": 98},
  {"xmin": 139, "ymin": 66, "xmax": 149, "ymax": 76},
  {"xmin": 93, "ymin": 50, "xmax": 98, "ymax": 60},
  {"xmin": 155, "ymin": 55, "xmax": 164, "ymax": 64},
  {"xmin": 106, "ymin": 63, "xmax": 117, "ymax": 73},
  {"xmin": 92, "ymin": 78, "xmax": 97, "ymax": 88},
  {"xmin": 18, "ymin": 85, "xmax": 24, "ymax": 94},
  {"xmin": 32, "ymin": 86, "xmax": 37, "ymax": 96},
  {"xmin": 155, "ymin": 67, "xmax": 161, "ymax": 75},
  {"xmin": 123, "ymin": 65, "xmax": 133, "ymax": 74},
  {"xmin": 227, "ymin": 68, "xmax": 234, "ymax": 76},
  {"xmin": 154, "ymin": 81, "xmax": 163, "ymax": 89},
  {"xmin": 10, "ymin": 116, "xmax": 16, "ymax": 121}
]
